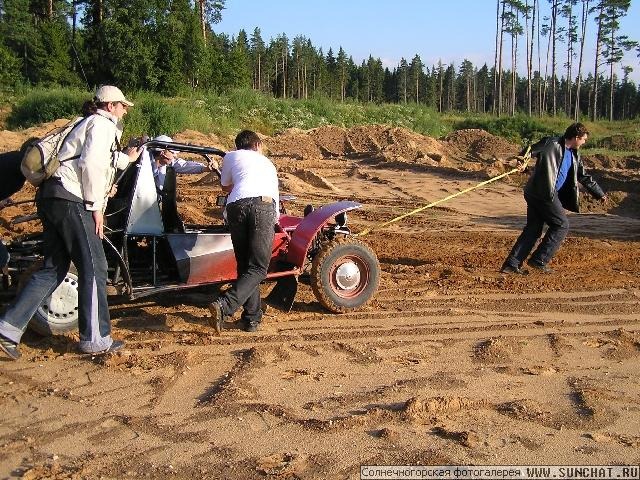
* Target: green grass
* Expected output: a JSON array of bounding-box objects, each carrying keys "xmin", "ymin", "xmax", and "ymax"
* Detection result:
[
  {"xmin": 3, "ymin": 87, "xmax": 638, "ymax": 150},
  {"xmin": 6, "ymin": 87, "xmax": 88, "ymax": 128}
]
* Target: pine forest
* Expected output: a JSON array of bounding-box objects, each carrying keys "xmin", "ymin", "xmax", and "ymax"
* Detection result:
[{"xmin": 0, "ymin": 0, "xmax": 638, "ymax": 121}]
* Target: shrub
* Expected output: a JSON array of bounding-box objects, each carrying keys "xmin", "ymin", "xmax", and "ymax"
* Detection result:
[
  {"xmin": 123, "ymin": 93, "xmax": 191, "ymax": 138},
  {"xmin": 8, "ymin": 88, "xmax": 89, "ymax": 128}
]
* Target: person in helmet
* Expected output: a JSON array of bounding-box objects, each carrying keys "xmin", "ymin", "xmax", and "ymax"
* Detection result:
[{"xmin": 147, "ymin": 135, "xmax": 210, "ymax": 190}]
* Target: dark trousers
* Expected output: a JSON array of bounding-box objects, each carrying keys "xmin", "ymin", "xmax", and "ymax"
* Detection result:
[
  {"xmin": 0, "ymin": 240, "xmax": 7, "ymax": 268},
  {"xmin": 504, "ymin": 193, "xmax": 570, "ymax": 268},
  {"xmin": 0, "ymin": 198, "xmax": 113, "ymax": 352},
  {"xmin": 219, "ymin": 197, "xmax": 275, "ymax": 325}
]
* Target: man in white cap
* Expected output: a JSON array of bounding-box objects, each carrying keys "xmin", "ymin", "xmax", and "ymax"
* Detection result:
[
  {"xmin": 94, "ymin": 85, "xmax": 135, "ymax": 107},
  {"xmin": 147, "ymin": 135, "xmax": 210, "ymax": 190},
  {"xmin": 0, "ymin": 85, "xmax": 140, "ymax": 360}
]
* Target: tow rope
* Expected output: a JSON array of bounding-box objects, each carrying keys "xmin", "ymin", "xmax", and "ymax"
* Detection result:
[{"xmin": 355, "ymin": 146, "xmax": 531, "ymax": 237}]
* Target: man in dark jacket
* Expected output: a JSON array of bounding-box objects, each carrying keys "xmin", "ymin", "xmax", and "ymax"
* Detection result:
[{"xmin": 501, "ymin": 122, "xmax": 607, "ymax": 274}]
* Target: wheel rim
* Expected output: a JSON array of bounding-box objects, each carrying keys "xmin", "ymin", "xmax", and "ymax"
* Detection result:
[
  {"xmin": 330, "ymin": 255, "xmax": 369, "ymax": 298},
  {"xmin": 37, "ymin": 273, "xmax": 79, "ymax": 326}
]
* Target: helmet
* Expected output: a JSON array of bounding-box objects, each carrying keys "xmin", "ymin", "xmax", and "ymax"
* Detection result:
[{"xmin": 150, "ymin": 135, "xmax": 175, "ymax": 153}]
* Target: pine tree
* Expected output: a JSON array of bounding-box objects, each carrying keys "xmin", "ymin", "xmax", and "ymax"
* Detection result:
[
  {"xmin": 459, "ymin": 59, "xmax": 475, "ymax": 111},
  {"xmin": 443, "ymin": 63, "xmax": 456, "ymax": 111},
  {"xmin": 493, "ymin": 0, "xmax": 501, "ymax": 114},
  {"xmin": 184, "ymin": 3, "xmax": 210, "ymax": 90},
  {"xmin": 599, "ymin": 0, "xmax": 637, "ymax": 120},
  {"xmin": 574, "ymin": 0, "xmax": 591, "ymax": 120},
  {"xmin": 325, "ymin": 47, "xmax": 337, "ymax": 99},
  {"xmin": 336, "ymin": 47, "xmax": 348, "ymax": 102},
  {"xmin": 398, "ymin": 58, "xmax": 408, "ymax": 103},
  {"xmin": 33, "ymin": 18, "xmax": 80, "ymax": 85},
  {"xmin": 559, "ymin": 0, "xmax": 578, "ymax": 116},
  {"xmin": 154, "ymin": 0, "xmax": 189, "ymax": 95},
  {"xmin": 436, "ymin": 60, "xmax": 445, "ymax": 112},
  {"xmin": 271, "ymin": 34, "xmax": 289, "ymax": 98},
  {"xmin": 408, "ymin": 54, "xmax": 423, "ymax": 104},
  {"xmin": 476, "ymin": 64, "xmax": 491, "ymax": 112},
  {"xmin": 550, "ymin": 0, "xmax": 559, "ymax": 115},
  {"xmin": 0, "ymin": 43, "xmax": 22, "ymax": 89},
  {"xmin": 196, "ymin": 0, "xmax": 224, "ymax": 45},
  {"xmin": 1, "ymin": 0, "xmax": 37, "ymax": 82},
  {"xmin": 591, "ymin": 0, "xmax": 606, "ymax": 119},
  {"xmin": 102, "ymin": 21, "xmax": 155, "ymax": 91},
  {"xmin": 226, "ymin": 30, "xmax": 252, "ymax": 90},
  {"xmin": 524, "ymin": 0, "xmax": 535, "ymax": 116},
  {"xmin": 503, "ymin": 0, "xmax": 525, "ymax": 116},
  {"xmin": 367, "ymin": 56, "xmax": 384, "ymax": 102},
  {"xmin": 249, "ymin": 27, "xmax": 265, "ymax": 92}
]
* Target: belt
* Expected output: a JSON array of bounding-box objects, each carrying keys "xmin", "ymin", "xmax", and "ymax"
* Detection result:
[{"xmin": 230, "ymin": 196, "xmax": 274, "ymax": 205}]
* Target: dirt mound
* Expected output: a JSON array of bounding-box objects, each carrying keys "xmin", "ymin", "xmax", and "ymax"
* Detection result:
[
  {"xmin": 443, "ymin": 128, "xmax": 519, "ymax": 159},
  {"xmin": 267, "ymin": 125, "xmax": 450, "ymax": 163},
  {"xmin": 279, "ymin": 170, "xmax": 341, "ymax": 194},
  {"xmin": 310, "ymin": 125, "xmax": 357, "ymax": 156},
  {"xmin": 266, "ymin": 128, "xmax": 324, "ymax": 160},
  {"xmin": 597, "ymin": 134, "xmax": 640, "ymax": 151},
  {"xmin": 583, "ymin": 153, "xmax": 640, "ymax": 170},
  {"xmin": 265, "ymin": 125, "xmax": 520, "ymax": 181},
  {"xmin": 173, "ymin": 129, "xmax": 230, "ymax": 152}
]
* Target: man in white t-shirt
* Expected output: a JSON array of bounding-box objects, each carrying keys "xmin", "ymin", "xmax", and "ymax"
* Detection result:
[{"xmin": 208, "ymin": 130, "xmax": 279, "ymax": 333}]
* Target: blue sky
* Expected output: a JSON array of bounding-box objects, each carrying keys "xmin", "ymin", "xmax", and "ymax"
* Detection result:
[{"xmin": 215, "ymin": 0, "xmax": 640, "ymax": 82}]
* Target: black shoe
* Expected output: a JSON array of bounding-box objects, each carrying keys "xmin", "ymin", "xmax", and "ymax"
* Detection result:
[
  {"xmin": 0, "ymin": 334, "xmax": 20, "ymax": 360},
  {"xmin": 208, "ymin": 302, "xmax": 224, "ymax": 334},
  {"xmin": 527, "ymin": 260, "xmax": 554, "ymax": 273},
  {"xmin": 500, "ymin": 264, "xmax": 528, "ymax": 275},
  {"xmin": 243, "ymin": 322, "xmax": 259, "ymax": 333}
]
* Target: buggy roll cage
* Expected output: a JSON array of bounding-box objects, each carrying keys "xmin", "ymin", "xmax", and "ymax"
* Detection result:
[{"xmin": 103, "ymin": 140, "xmax": 228, "ymax": 298}]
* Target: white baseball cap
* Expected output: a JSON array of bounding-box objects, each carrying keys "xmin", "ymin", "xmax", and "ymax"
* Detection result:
[{"xmin": 94, "ymin": 85, "xmax": 134, "ymax": 106}]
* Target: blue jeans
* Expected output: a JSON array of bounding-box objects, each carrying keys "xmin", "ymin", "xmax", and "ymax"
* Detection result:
[
  {"xmin": 504, "ymin": 193, "xmax": 570, "ymax": 268},
  {"xmin": 218, "ymin": 197, "xmax": 276, "ymax": 325},
  {"xmin": 0, "ymin": 198, "xmax": 113, "ymax": 352}
]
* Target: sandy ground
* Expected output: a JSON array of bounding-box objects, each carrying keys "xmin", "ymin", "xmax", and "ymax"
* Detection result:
[{"xmin": 0, "ymin": 123, "xmax": 639, "ymax": 479}]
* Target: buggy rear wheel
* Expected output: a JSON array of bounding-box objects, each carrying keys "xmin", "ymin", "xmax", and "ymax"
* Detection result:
[
  {"xmin": 20, "ymin": 265, "xmax": 79, "ymax": 336},
  {"xmin": 310, "ymin": 237, "xmax": 380, "ymax": 313}
]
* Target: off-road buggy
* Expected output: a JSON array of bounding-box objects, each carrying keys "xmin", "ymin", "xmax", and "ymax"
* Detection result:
[{"xmin": 5, "ymin": 139, "xmax": 380, "ymax": 335}]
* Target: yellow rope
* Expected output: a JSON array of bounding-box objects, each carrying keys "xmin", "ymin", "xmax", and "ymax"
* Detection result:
[{"xmin": 355, "ymin": 147, "xmax": 531, "ymax": 237}]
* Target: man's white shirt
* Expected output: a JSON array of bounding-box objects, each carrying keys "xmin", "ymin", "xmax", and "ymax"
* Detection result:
[{"xmin": 221, "ymin": 149, "xmax": 279, "ymax": 215}]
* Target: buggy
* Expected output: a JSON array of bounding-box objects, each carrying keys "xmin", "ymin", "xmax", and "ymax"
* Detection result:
[{"xmin": 5, "ymin": 139, "xmax": 380, "ymax": 335}]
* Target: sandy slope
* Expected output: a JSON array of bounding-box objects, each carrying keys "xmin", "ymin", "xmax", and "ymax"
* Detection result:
[{"xmin": 0, "ymin": 124, "xmax": 638, "ymax": 479}]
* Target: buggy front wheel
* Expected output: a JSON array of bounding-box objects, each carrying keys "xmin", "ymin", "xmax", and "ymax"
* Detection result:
[{"xmin": 310, "ymin": 237, "xmax": 380, "ymax": 313}]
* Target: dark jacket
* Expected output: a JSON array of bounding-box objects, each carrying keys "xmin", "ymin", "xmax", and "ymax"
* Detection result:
[{"xmin": 524, "ymin": 136, "xmax": 604, "ymax": 213}]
